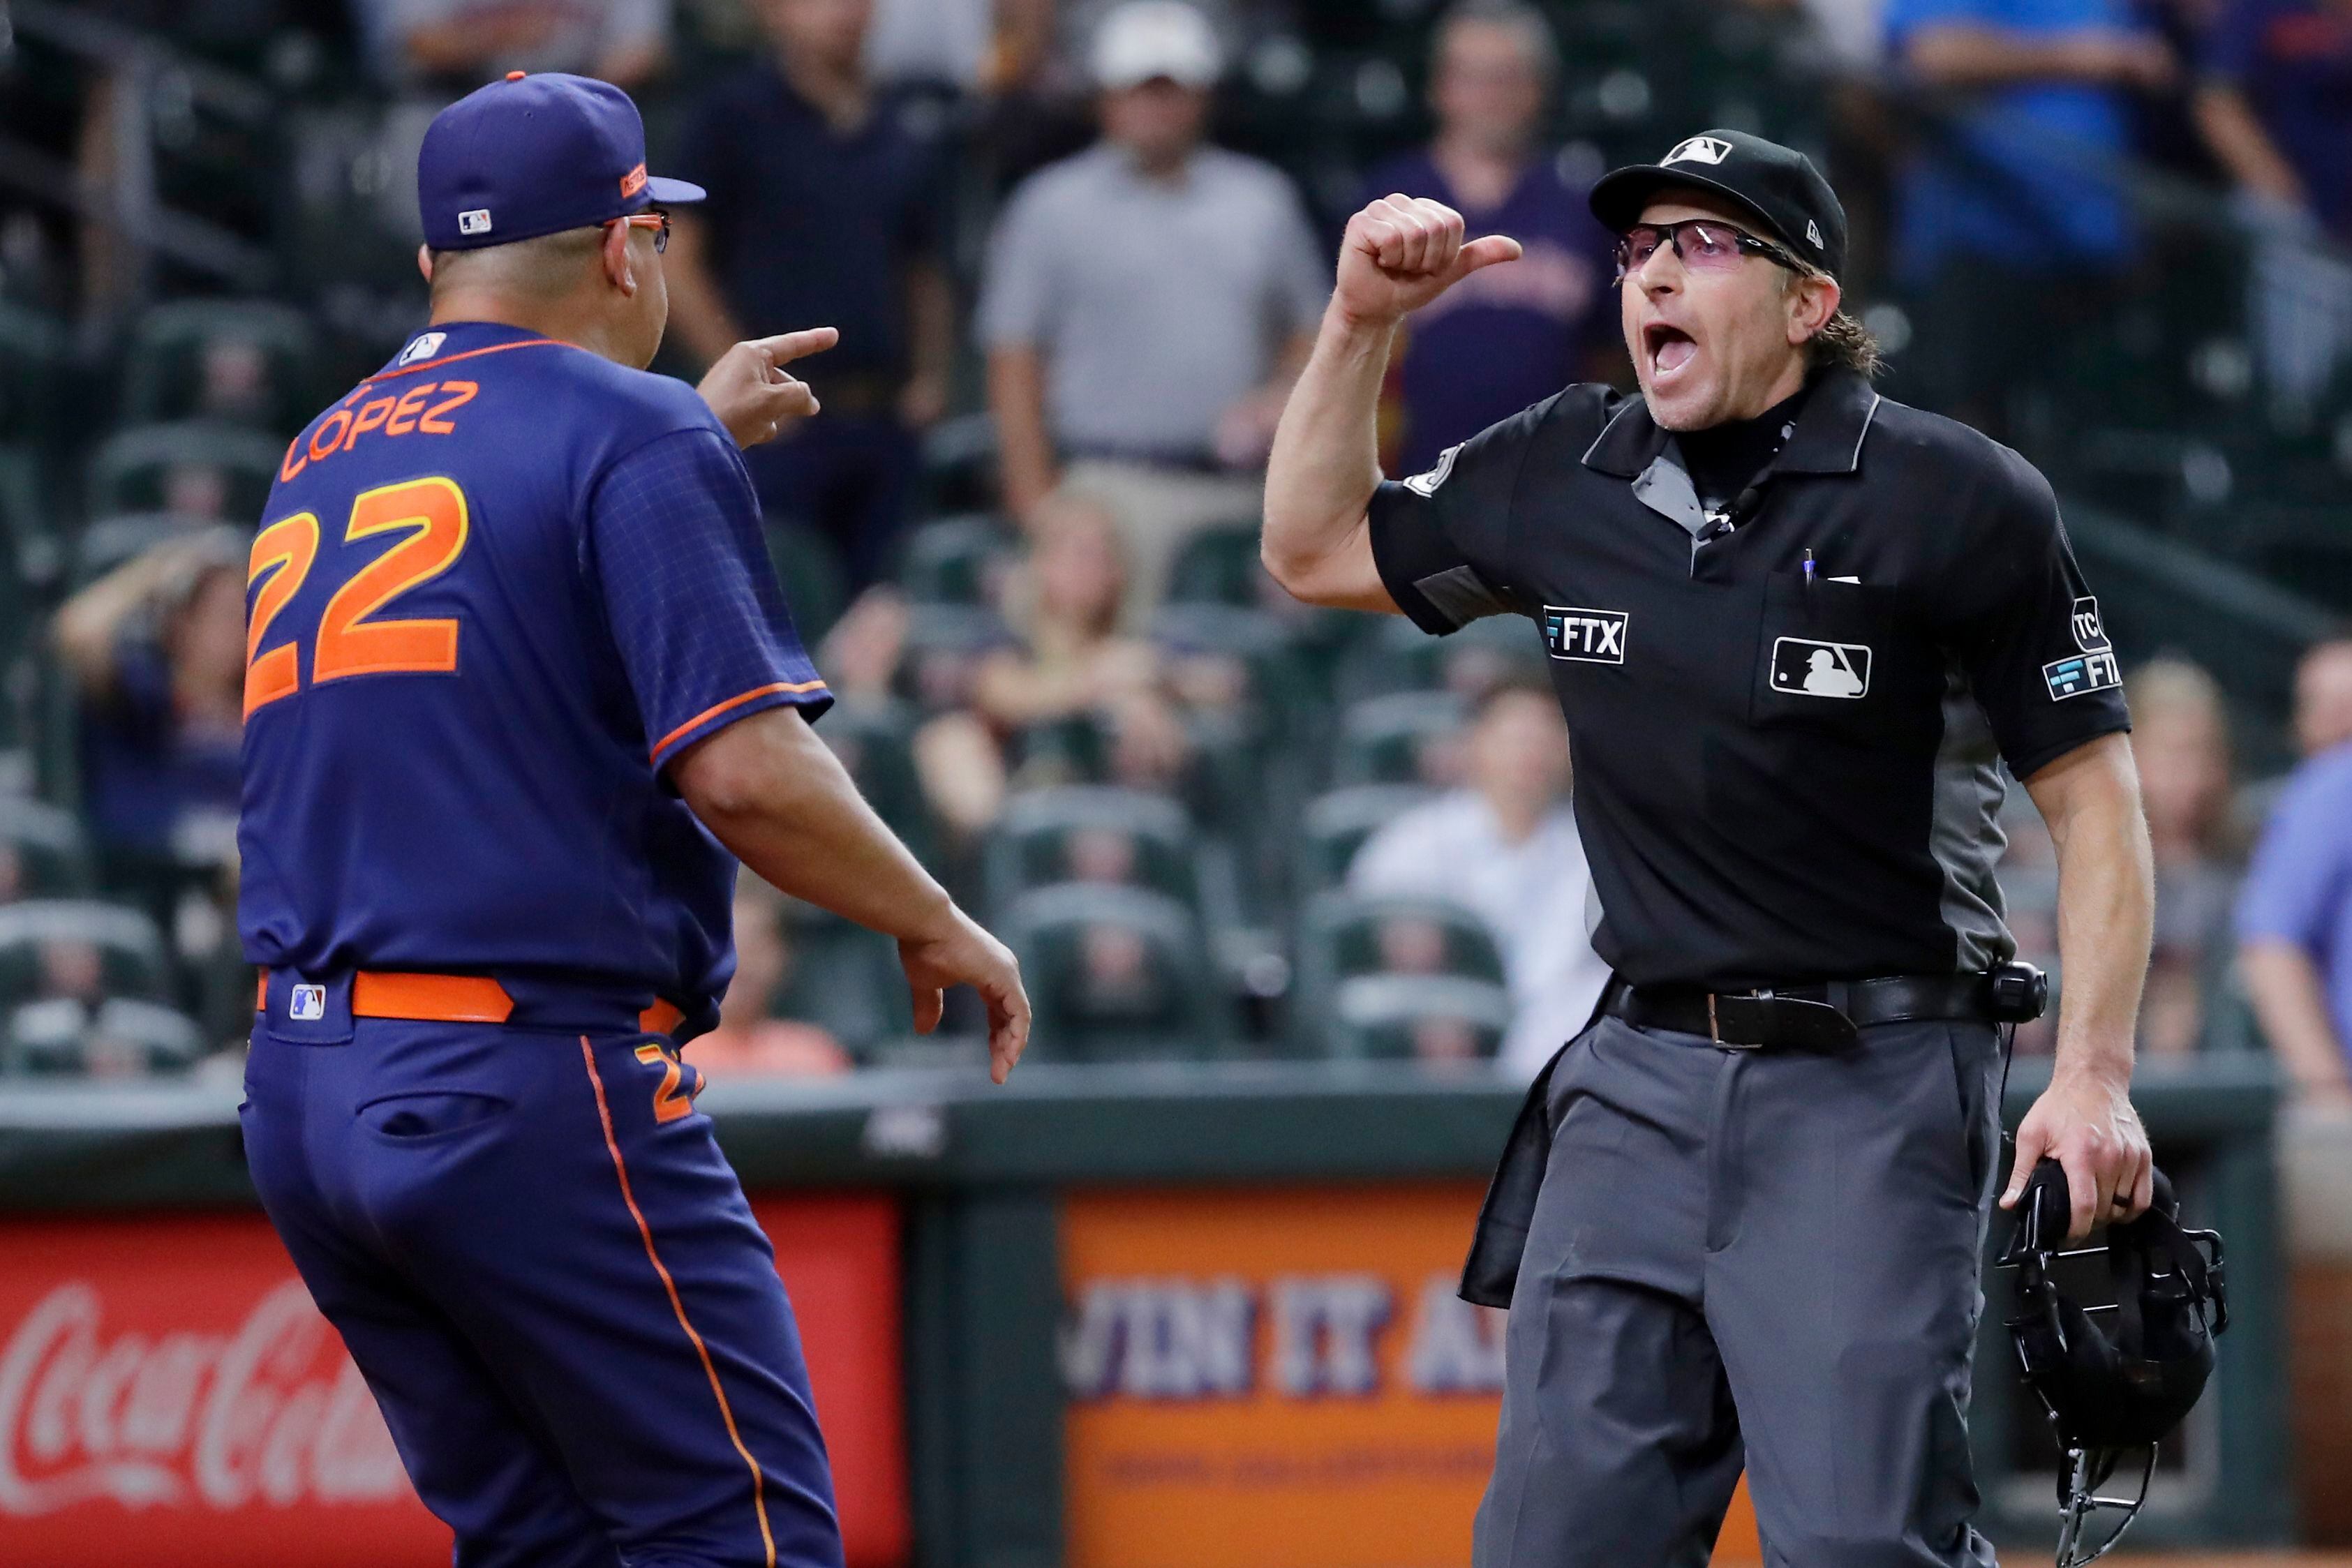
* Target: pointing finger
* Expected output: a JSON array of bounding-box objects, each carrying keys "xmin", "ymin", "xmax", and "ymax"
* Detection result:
[{"xmin": 747, "ymin": 327, "xmax": 839, "ymax": 368}]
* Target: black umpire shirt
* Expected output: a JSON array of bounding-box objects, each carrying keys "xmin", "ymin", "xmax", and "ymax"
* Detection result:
[{"xmin": 1367, "ymin": 366, "xmax": 2131, "ymax": 992}]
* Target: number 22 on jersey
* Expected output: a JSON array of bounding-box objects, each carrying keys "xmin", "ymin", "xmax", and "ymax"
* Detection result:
[{"xmin": 246, "ymin": 475, "xmax": 470, "ymax": 719}]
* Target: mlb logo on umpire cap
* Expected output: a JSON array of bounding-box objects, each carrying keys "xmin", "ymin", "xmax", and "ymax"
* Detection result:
[
  {"xmin": 290, "ymin": 983, "xmax": 327, "ymax": 1022},
  {"xmin": 1662, "ymin": 136, "xmax": 1733, "ymax": 167}
]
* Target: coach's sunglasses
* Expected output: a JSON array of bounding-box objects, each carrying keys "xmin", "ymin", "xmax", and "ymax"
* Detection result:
[
  {"xmin": 1614, "ymin": 218, "xmax": 1801, "ymax": 283},
  {"xmin": 606, "ymin": 209, "xmax": 671, "ymax": 253}
]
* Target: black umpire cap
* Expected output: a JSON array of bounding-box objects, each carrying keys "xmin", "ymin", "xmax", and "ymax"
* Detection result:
[{"xmin": 1590, "ymin": 129, "xmax": 1848, "ymax": 281}]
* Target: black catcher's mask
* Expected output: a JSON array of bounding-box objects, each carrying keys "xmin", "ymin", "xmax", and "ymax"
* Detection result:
[{"xmin": 2000, "ymin": 1158, "xmax": 2228, "ymax": 1566}]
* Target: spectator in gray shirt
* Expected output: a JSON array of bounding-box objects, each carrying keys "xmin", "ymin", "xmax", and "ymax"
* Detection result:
[{"xmin": 980, "ymin": 0, "xmax": 1327, "ymax": 620}]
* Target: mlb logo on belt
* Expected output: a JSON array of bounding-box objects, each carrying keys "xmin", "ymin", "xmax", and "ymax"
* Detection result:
[
  {"xmin": 1545, "ymin": 606, "xmax": 1628, "ymax": 664},
  {"xmin": 1771, "ymin": 637, "xmax": 1871, "ymax": 699},
  {"xmin": 289, "ymin": 983, "xmax": 327, "ymax": 1022}
]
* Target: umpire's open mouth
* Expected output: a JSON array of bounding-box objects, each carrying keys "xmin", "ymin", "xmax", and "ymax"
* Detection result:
[{"xmin": 1643, "ymin": 322, "xmax": 1698, "ymax": 384}]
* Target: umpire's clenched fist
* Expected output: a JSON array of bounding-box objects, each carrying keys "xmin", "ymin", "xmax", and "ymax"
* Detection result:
[{"xmin": 1334, "ymin": 195, "xmax": 1524, "ymax": 328}]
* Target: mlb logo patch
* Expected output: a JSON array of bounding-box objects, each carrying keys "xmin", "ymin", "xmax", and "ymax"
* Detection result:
[
  {"xmin": 1663, "ymin": 135, "xmax": 1732, "ymax": 167},
  {"xmin": 1545, "ymin": 606, "xmax": 1628, "ymax": 664},
  {"xmin": 2070, "ymin": 596, "xmax": 2111, "ymax": 653},
  {"xmin": 397, "ymin": 331, "xmax": 445, "ymax": 366},
  {"xmin": 1771, "ymin": 636, "xmax": 1871, "ymax": 699},
  {"xmin": 2044, "ymin": 650, "xmax": 2121, "ymax": 701},
  {"xmin": 458, "ymin": 208, "xmax": 493, "ymax": 237},
  {"xmin": 289, "ymin": 983, "xmax": 327, "ymax": 1022}
]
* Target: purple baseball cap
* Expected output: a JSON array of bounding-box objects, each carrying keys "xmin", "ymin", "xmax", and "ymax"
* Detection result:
[{"xmin": 418, "ymin": 71, "xmax": 704, "ymax": 253}]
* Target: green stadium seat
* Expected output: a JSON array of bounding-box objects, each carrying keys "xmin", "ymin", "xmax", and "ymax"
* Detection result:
[
  {"xmin": 1296, "ymin": 783, "xmax": 1438, "ymax": 893},
  {"xmin": 122, "ymin": 299, "xmax": 320, "ymax": 433},
  {"xmin": 0, "ymin": 899, "xmax": 172, "ymax": 1008},
  {"xmin": 0, "ymin": 798, "xmax": 95, "ymax": 899},
  {"xmin": 983, "ymin": 785, "xmax": 1212, "ymax": 918},
  {"xmin": 1335, "ymin": 689, "xmax": 1467, "ymax": 785},
  {"xmin": 87, "ymin": 421, "xmax": 286, "ymax": 522},
  {"xmin": 1003, "ymin": 881, "xmax": 1222, "ymax": 1062},
  {"xmin": 3, "ymin": 995, "xmax": 207, "ymax": 1077},
  {"xmin": 1165, "ymin": 518, "xmax": 1265, "ymax": 606},
  {"xmin": 1327, "ymin": 973, "xmax": 1512, "ymax": 1063},
  {"xmin": 773, "ymin": 908, "xmax": 914, "ymax": 1054},
  {"xmin": 895, "ymin": 513, "xmax": 1016, "ymax": 606},
  {"xmin": 1294, "ymin": 890, "xmax": 1508, "ymax": 1052},
  {"xmin": 1334, "ymin": 612, "xmax": 1543, "ymax": 705},
  {"xmin": 766, "ymin": 524, "xmax": 850, "ymax": 643},
  {"xmin": 814, "ymin": 699, "xmax": 935, "ymax": 864}
]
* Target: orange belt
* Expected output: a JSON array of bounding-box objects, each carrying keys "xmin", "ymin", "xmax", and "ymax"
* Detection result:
[{"xmin": 256, "ymin": 972, "xmax": 685, "ymax": 1036}]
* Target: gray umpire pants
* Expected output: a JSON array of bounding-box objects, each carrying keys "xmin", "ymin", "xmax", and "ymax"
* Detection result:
[{"xmin": 1473, "ymin": 1014, "xmax": 2007, "ymax": 1568}]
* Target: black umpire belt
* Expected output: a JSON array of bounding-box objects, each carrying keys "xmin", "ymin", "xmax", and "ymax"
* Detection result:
[{"xmin": 1600, "ymin": 971, "xmax": 2004, "ymax": 1052}]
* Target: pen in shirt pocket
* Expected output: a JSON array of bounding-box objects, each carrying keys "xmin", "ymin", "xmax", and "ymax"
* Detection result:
[{"xmin": 1802, "ymin": 548, "xmax": 1816, "ymax": 590}]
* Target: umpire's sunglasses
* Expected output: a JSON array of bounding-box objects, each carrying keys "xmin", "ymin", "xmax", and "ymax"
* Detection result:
[
  {"xmin": 1614, "ymin": 218, "xmax": 1802, "ymax": 283},
  {"xmin": 606, "ymin": 209, "xmax": 671, "ymax": 253}
]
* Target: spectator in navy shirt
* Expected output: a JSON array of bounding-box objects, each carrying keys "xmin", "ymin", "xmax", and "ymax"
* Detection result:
[
  {"xmin": 668, "ymin": 0, "xmax": 956, "ymax": 592},
  {"xmin": 52, "ymin": 532, "xmax": 247, "ymax": 879},
  {"xmin": 1362, "ymin": 1, "xmax": 1615, "ymax": 476}
]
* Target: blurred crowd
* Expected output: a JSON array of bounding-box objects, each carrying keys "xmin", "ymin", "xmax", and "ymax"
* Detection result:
[{"xmin": 2, "ymin": 0, "xmax": 2351, "ymax": 1103}]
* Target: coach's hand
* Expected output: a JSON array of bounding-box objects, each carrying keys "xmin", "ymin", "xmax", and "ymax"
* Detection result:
[
  {"xmin": 1333, "ymin": 195, "xmax": 1521, "ymax": 330},
  {"xmin": 698, "ymin": 328, "xmax": 837, "ymax": 450},
  {"xmin": 900, "ymin": 906, "xmax": 1031, "ymax": 1084},
  {"xmin": 2002, "ymin": 1064, "xmax": 2153, "ymax": 1242}
]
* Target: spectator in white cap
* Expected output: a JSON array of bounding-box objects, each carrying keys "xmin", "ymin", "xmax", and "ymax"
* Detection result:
[{"xmin": 979, "ymin": 0, "xmax": 1328, "ymax": 622}]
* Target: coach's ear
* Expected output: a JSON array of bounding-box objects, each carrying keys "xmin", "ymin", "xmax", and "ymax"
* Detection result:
[
  {"xmin": 416, "ymin": 244, "xmax": 433, "ymax": 283},
  {"xmin": 602, "ymin": 221, "xmax": 638, "ymax": 299}
]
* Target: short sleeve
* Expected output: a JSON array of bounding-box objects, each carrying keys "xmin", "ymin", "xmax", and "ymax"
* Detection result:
[
  {"xmin": 977, "ymin": 177, "xmax": 1058, "ymax": 349},
  {"xmin": 1366, "ymin": 394, "xmax": 1555, "ymax": 635},
  {"xmin": 588, "ymin": 428, "xmax": 831, "ymax": 770},
  {"xmin": 1947, "ymin": 460, "xmax": 2131, "ymax": 779},
  {"xmin": 2235, "ymin": 762, "xmax": 2352, "ymax": 951}
]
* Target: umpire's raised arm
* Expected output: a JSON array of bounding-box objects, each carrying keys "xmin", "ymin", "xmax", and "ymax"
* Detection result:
[{"xmin": 1261, "ymin": 195, "xmax": 1519, "ymax": 613}]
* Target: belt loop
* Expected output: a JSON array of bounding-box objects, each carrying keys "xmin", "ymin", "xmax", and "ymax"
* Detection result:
[{"xmin": 1706, "ymin": 992, "xmax": 1720, "ymax": 1044}]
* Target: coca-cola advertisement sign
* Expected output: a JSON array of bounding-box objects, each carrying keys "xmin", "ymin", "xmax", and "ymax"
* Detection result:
[{"xmin": 0, "ymin": 1200, "xmax": 909, "ymax": 1567}]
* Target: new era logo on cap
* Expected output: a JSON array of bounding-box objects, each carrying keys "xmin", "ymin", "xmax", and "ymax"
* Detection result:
[
  {"xmin": 458, "ymin": 209, "xmax": 493, "ymax": 236},
  {"xmin": 1806, "ymin": 218, "xmax": 1824, "ymax": 248},
  {"xmin": 1662, "ymin": 135, "xmax": 1733, "ymax": 167}
]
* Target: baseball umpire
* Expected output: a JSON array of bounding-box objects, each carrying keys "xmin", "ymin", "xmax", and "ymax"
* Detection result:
[
  {"xmin": 1263, "ymin": 128, "xmax": 2157, "ymax": 1566},
  {"xmin": 239, "ymin": 74, "xmax": 1027, "ymax": 1568}
]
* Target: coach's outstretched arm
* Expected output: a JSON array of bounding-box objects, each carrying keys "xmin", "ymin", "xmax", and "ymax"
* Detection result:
[
  {"xmin": 674, "ymin": 707, "xmax": 1031, "ymax": 1082},
  {"xmin": 1261, "ymin": 195, "xmax": 1520, "ymax": 612}
]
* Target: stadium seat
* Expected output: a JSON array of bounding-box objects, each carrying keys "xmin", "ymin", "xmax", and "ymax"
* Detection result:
[
  {"xmin": 1293, "ymin": 890, "xmax": 1508, "ymax": 1052},
  {"xmin": 892, "ymin": 603, "xmax": 1013, "ymax": 712},
  {"xmin": 895, "ymin": 512, "xmax": 1016, "ymax": 606},
  {"xmin": 1334, "ymin": 612, "xmax": 1544, "ymax": 706},
  {"xmin": 1335, "ymin": 689, "xmax": 1468, "ymax": 786},
  {"xmin": 0, "ymin": 798, "xmax": 95, "ymax": 899},
  {"xmin": 73, "ymin": 515, "xmax": 248, "ymax": 585},
  {"xmin": 1295, "ymin": 783, "xmax": 1438, "ymax": 893},
  {"xmin": 813, "ymin": 698, "xmax": 935, "ymax": 864},
  {"xmin": 1326, "ymin": 973, "xmax": 1512, "ymax": 1063},
  {"xmin": 983, "ymin": 785, "xmax": 1216, "ymax": 918},
  {"xmin": 0, "ymin": 445, "xmax": 62, "ymax": 595},
  {"xmin": 766, "ymin": 524, "xmax": 849, "ymax": 642},
  {"xmin": 87, "ymin": 421, "xmax": 286, "ymax": 522},
  {"xmin": 121, "ymin": 299, "xmax": 320, "ymax": 433},
  {"xmin": 1002, "ymin": 881, "xmax": 1222, "ymax": 1061},
  {"xmin": 0, "ymin": 899, "xmax": 172, "ymax": 1008},
  {"xmin": 774, "ymin": 908, "xmax": 914, "ymax": 1052},
  {"xmin": 3, "ymin": 995, "xmax": 207, "ymax": 1076},
  {"xmin": 1165, "ymin": 518, "xmax": 1265, "ymax": 606}
]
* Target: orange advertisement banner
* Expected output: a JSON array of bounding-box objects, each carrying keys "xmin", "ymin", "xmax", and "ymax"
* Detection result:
[
  {"xmin": 0, "ymin": 1196, "xmax": 907, "ymax": 1567},
  {"xmin": 1059, "ymin": 1183, "xmax": 1759, "ymax": 1568}
]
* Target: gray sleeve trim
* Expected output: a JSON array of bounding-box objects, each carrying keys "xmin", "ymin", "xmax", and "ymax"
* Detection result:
[{"xmin": 1414, "ymin": 565, "xmax": 1512, "ymax": 629}]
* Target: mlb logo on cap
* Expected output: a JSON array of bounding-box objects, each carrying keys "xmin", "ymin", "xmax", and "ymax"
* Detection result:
[
  {"xmin": 418, "ymin": 72, "xmax": 703, "ymax": 253},
  {"xmin": 1662, "ymin": 136, "xmax": 1733, "ymax": 166}
]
